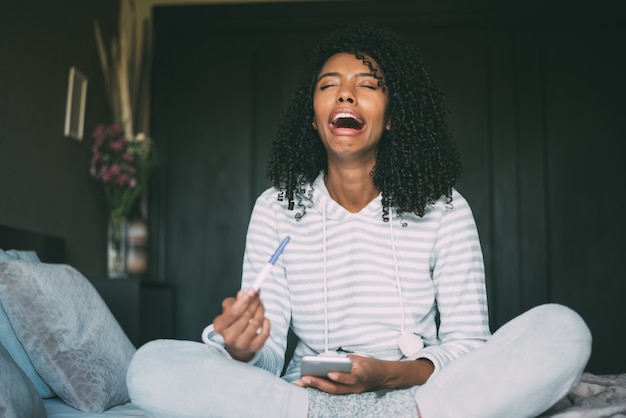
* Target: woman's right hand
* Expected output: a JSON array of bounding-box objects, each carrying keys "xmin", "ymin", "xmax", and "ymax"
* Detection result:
[{"xmin": 212, "ymin": 289, "xmax": 271, "ymax": 362}]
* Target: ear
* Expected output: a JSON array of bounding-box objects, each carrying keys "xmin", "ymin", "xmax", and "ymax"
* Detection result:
[
  {"xmin": 312, "ymin": 120, "xmax": 318, "ymax": 130},
  {"xmin": 385, "ymin": 119, "xmax": 392, "ymax": 131}
]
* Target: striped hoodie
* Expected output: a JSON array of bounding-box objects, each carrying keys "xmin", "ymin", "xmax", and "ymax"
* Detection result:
[{"xmin": 232, "ymin": 173, "xmax": 490, "ymax": 382}]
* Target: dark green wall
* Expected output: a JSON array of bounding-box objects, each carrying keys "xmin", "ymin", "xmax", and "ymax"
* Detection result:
[{"xmin": 0, "ymin": 0, "xmax": 118, "ymax": 277}]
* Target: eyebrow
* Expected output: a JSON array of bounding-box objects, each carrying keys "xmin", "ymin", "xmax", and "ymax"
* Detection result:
[{"xmin": 317, "ymin": 72, "xmax": 379, "ymax": 83}]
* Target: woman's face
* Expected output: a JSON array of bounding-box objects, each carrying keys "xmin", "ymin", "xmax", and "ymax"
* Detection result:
[{"xmin": 312, "ymin": 53, "xmax": 390, "ymax": 165}]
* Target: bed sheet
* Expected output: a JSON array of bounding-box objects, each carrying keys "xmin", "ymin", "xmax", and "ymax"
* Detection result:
[
  {"xmin": 44, "ymin": 398, "xmax": 149, "ymax": 418},
  {"xmin": 540, "ymin": 373, "xmax": 626, "ymax": 417},
  {"xmin": 40, "ymin": 372, "xmax": 626, "ymax": 418}
]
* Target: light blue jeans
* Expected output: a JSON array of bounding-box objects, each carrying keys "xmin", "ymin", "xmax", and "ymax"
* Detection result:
[{"xmin": 127, "ymin": 304, "xmax": 591, "ymax": 418}]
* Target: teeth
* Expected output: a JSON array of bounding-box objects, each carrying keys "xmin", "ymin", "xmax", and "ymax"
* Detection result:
[
  {"xmin": 331, "ymin": 112, "xmax": 362, "ymax": 123},
  {"xmin": 331, "ymin": 112, "xmax": 364, "ymax": 130}
]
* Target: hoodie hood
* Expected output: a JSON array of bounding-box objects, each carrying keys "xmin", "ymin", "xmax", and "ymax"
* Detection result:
[{"xmin": 297, "ymin": 173, "xmax": 383, "ymax": 222}]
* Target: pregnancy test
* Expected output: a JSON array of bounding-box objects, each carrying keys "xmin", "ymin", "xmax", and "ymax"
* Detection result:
[{"xmin": 251, "ymin": 236, "xmax": 291, "ymax": 290}]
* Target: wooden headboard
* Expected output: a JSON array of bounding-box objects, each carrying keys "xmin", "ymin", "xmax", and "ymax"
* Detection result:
[{"xmin": 0, "ymin": 224, "xmax": 65, "ymax": 263}]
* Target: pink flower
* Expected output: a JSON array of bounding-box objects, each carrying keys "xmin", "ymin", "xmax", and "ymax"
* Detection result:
[
  {"xmin": 100, "ymin": 166, "xmax": 112, "ymax": 182},
  {"xmin": 107, "ymin": 123, "xmax": 124, "ymax": 137},
  {"xmin": 108, "ymin": 164, "xmax": 122, "ymax": 177},
  {"xmin": 90, "ymin": 123, "xmax": 155, "ymax": 215},
  {"xmin": 115, "ymin": 174, "xmax": 129, "ymax": 187},
  {"xmin": 109, "ymin": 138, "xmax": 127, "ymax": 154}
]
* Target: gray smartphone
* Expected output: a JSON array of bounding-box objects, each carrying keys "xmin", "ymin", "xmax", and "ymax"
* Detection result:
[{"xmin": 300, "ymin": 355, "xmax": 353, "ymax": 377}]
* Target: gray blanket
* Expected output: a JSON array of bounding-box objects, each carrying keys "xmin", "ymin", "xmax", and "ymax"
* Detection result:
[{"xmin": 541, "ymin": 373, "xmax": 626, "ymax": 418}]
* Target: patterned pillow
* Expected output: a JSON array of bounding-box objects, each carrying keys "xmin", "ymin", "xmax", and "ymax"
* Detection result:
[
  {"xmin": 0, "ymin": 342, "xmax": 46, "ymax": 418},
  {"xmin": 0, "ymin": 250, "xmax": 55, "ymax": 398},
  {"xmin": 0, "ymin": 261, "xmax": 136, "ymax": 412}
]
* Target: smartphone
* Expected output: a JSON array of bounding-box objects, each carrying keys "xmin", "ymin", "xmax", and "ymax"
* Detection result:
[{"xmin": 300, "ymin": 355, "xmax": 353, "ymax": 377}]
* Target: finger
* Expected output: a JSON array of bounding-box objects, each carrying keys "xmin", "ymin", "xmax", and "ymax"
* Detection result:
[
  {"xmin": 233, "ymin": 289, "xmax": 260, "ymax": 312},
  {"xmin": 222, "ymin": 297, "xmax": 236, "ymax": 309},
  {"xmin": 237, "ymin": 300, "xmax": 268, "ymax": 342},
  {"xmin": 224, "ymin": 310, "xmax": 258, "ymax": 345},
  {"xmin": 299, "ymin": 376, "xmax": 351, "ymax": 395},
  {"xmin": 327, "ymin": 370, "xmax": 355, "ymax": 384},
  {"xmin": 251, "ymin": 298, "xmax": 266, "ymax": 321},
  {"xmin": 327, "ymin": 355, "xmax": 358, "ymax": 385},
  {"xmin": 228, "ymin": 298, "xmax": 269, "ymax": 349},
  {"xmin": 247, "ymin": 318, "xmax": 271, "ymax": 352},
  {"xmin": 237, "ymin": 293, "xmax": 265, "ymax": 332},
  {"xmin": 213, "ymin": 297, "xmax": 236, "ymax": 332},
  {"xmin": 221, "ymin": 291, "xmax": 259, "ymax": 323},
  {"xmin": 215, "ymin": 294, "xmax": 261, "ymax": 342},
  {"xmin": 228, "ymin": 317, "xmax": 267, "ymax": 354}
]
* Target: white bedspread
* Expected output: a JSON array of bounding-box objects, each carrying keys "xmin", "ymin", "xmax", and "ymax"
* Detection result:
[{"xmin": 541, "ymin": 373, "xmax": 626, "ymax": 418}]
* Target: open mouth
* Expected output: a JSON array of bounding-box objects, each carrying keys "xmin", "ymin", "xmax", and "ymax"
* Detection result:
[{"xmin": 330, "ymin": 112, "xmax": 365, "ymax": 130}]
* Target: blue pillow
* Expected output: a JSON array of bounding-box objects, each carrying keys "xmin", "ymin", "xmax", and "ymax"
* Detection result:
[
  {"xmin": 0, "ymin": 303, "xmax": 55, "ymax": 398},
  {"xmin": 0, "ymin": 249, "xmax": 54, "ymax": 398},
  {"xmin": 0, "ymin": 249, "xmax": 40, "ymax": 262},
  {"xmin": 0, "ymin": 342, "xmax": 46, "ymax": 417},
  {"xmin": 0, "ymin": 249, "xmax": 10, "ymax": 261}
]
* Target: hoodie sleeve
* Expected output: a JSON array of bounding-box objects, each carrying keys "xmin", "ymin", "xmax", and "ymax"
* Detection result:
[
  {"xmin": 237, "ymin": 191, "xmax": 292, "ymax": 376},
  {"xmin": 416, "ymin": 190, "xmax": 491, "ymax": 373}
]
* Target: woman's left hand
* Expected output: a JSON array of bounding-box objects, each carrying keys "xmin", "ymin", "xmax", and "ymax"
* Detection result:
[
  {"xmin": 294, "ymin": 355, "xmax": 434, "ymax": 394},
  {"xmin": 294, "ymin": 355, "xmax": 387, "ymax": 394}
]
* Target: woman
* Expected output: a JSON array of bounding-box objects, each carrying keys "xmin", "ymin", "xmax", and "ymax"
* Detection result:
[{"xmin": 127, "ymin": 25, "xmax": 591, "ymax": 418}]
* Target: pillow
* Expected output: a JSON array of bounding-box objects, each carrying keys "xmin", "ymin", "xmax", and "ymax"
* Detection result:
[
  {"xmin": 0, "ymin": 342, "xmax": 46, "ymax": 418},
  {"xmin": 0, "ymin": 301, "xmax": 55, "ymax": 398},
  {"xmin": 0, "ymin": 260, "xmax": 137, "ymax": 412},
  {"xmin": 0, "ymin": 249, "xmax": 40, "ymax": 262},
  {"xmin": 0, "ymin": 250, "xmax": 55, "ymax": 399}
]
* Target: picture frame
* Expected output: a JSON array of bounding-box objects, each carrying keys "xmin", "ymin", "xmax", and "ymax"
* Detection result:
[{"xmin": 64, "ymin": 66, "xmax": 88, "ymax": 141}]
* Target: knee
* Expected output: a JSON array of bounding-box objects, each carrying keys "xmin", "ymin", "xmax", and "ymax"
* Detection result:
[
  {"xmin": 529, "ymin": 304, "xmax": 592, "ymax": 362},
  {"xmin": 126, "ymin": 339, "xmax": 232, "ymax": 416},
  {"xmin": 126, "ymin": 340, "xmax": 185, "ymax": 403},
  {"xmin": 531, "ymin": 304, "xmax": 591, "ymax": 338}
]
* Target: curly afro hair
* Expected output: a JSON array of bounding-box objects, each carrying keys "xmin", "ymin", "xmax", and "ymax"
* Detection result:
[{"xmin": 266, "ymin": 24, "xmax": 461, "ymax": 219}]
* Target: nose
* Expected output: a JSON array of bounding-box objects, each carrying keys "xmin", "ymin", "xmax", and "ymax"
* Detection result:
[{"xmin": 337, "ymin": 89, "xmax": 356, "ymax": 104}]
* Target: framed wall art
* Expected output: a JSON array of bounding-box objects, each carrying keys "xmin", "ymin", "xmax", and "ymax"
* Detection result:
[{"xmin": 64, "ymin": 66, "xmax": 88, "ymax": 141}]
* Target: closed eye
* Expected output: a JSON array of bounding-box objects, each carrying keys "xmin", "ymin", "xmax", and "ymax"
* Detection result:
[{"xmin": 357, "ymin": 76, "xmax": 382, "ymax": 90}]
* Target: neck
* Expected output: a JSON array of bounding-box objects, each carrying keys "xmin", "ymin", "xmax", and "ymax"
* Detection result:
[{"xmin": 324, "ymin": 167, "xmax": 379, "ymax": 213}]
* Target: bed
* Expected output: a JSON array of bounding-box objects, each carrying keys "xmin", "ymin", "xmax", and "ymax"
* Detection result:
[
  {"xmin": 2, "ymin": 223, "xmax": 625, "ymax": 417},
  {"xmin": 0, "ymin": 224, "xmax": 148, "ymax": 417}
]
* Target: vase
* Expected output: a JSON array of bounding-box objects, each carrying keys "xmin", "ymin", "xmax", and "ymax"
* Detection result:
[
  {"xmin": 107, "ymin": 215, "xmax": 128, "ymax": 279},
  {"xmin": 127, "ymin": 218, "xmax": 148, "ymax": 275}
]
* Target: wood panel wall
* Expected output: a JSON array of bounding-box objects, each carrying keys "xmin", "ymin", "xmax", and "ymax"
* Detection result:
[{"xmin": 148, "ymin": 1, "xmax": 626, "ymax": 373}]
